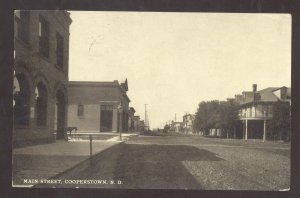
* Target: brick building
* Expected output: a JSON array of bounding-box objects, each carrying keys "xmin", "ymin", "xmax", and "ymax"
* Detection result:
[
  {"xmin": 13, "ymin": 11, "xmax": 72, "ymax": 146},
  {"xmin": 67, "ymin": 80, "xmax": 130, "ymax": 133}
]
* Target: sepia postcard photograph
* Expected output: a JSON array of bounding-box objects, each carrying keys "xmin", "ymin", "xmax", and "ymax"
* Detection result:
[{"xmin": 12, "ymin": 10, "xmax": 291, "ymax": 190}]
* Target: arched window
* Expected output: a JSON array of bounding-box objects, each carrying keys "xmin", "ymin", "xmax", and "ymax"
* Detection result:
[
  {"xmin": 14, "ymin": 73, "xmax": 30, "ymax": 126},
  {"xmin": 35, "ymin": 82, "xmax": 47, "ymax": 126}
]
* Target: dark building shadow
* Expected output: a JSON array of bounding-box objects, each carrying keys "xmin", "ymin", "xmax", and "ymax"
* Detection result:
[{"xmin": 111, "ymin": 143, "xmax": 224, "ymax": 189}]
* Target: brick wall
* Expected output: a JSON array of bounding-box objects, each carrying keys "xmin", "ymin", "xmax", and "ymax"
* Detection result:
[{"xmin": 13, "ymin": 11, "xmax": 71, "ymax": 146}]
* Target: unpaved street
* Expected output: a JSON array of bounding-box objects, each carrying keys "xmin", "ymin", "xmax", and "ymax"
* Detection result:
[{"xmin": 39, "ymin": 133, "xmax": 290, "ymax": 190}]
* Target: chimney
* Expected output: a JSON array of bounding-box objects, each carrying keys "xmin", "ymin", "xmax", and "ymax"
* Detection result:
[
  {"xmin": 253, "ymin": 84, "xmax": 259, "ymax": 102},
  {"xmin": 281, "ymin": 87, "xmax": 287, "ymax": 100},
  {"xmin": 253, "ymin": 84, "xmax": 257, "ymax": 92}
]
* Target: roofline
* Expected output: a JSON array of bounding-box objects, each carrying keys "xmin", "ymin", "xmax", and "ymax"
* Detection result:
[
  {"xmin": 69, "ymin": 81, "xmax": 119, "ymax": 87},
  {"xmin": 69, "ymin": 81, "xmax": 131, "ymax": 103},
  {"xmin": 123, "ymin": 94, "xmax": 131, "ymax": 103},
  {"xmin": 271, "ymin": 86, "xmax": 290, "ymax": 92},
  {"xmin": 239, "ymin": 100, "xmax": 290, "ymax": 107}
]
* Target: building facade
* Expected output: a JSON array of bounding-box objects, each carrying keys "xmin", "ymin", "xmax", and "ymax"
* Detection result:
[
  {"xmin": 139, "ymin": 120, "xmax": 145, "ymax": 132},
  {"xmin": 235, "ymin": 84, "xmax": 291, "ymax": 140},
  {"xmin": 13, "ymin": 10, "xmax": 72, "ymax": 146},
  {"xmin": 128, "ymin": 107, "xmax": 136, "ymax": 132},
  {"xmin": 68, "ymin": 80, "xmax": 130, "ymax": 133},
  {"xmin": 133, "ymin": 116, "xmax": 141, "ymax": 132},
  {"xmin": 183, "ymin": 114, "xmax": 195, "ymax": 134},
  {"xmin": 170, "ymin": 121, "xmax": 183, "ymax": 133}
]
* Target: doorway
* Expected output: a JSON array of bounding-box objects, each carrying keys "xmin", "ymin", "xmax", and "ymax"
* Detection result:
[{"xmin": 100, "ymin": 110, "xmax": 113, "ymax": 132}]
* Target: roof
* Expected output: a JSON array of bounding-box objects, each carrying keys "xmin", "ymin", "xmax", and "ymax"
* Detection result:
[
  {"xmin": 69, "ymin": 81, "xmax": 119, "ymax": 87},
  {"xmin": 258, "ymin": 87, "xmax": 281, "ymax": 102},
  {"xmin": 172, "ymin": 121, "xmax": 183, "ymax": 124},
  {"xmin": 68, "ymin": 81, "xmax": 130, "ymax": 104},
  {"xmin": 129, "ymin": 107, "xmax": 136, "ymax": 113},
  {"xmin": 241, "ymin": 91, "xmax": 254, "ymax": 104},
  {"xmin": 238, "ymin": 86, "xmax": 291, "ymax": 105},
  {"xmin": 120, "ymin": 78, "xmax": 128, "ymax": 91},
  {"xmin": 183, "ymin": 114, "xmax": 195, "ymax": 118}
]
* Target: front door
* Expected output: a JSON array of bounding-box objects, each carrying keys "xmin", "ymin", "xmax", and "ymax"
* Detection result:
[{"xmin": 100, "ymin": 110, "xmax": 113, "ymax": 132}]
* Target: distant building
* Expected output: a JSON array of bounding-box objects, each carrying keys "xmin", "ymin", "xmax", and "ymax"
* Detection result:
[
  {"xmin": 13, "ymin": 11, "xmax": 72, "ymax": 146},
  {"xmin": 170, "ymin": 121, "xmax": 183, "ymax": 132},
  {"xmin": 133, "ymin": 116, "xmax": 141, "ymax": 132},
  {"xmin": 235, "ymin": 84, "xmax": 291, "ymax": 140},
  {"xmin": 128, "ymin": 107, "xmax": 136, "ymax": 132},
  {"xmin": 139, "ymin": 120, "xmax": 145, "ymax": 132},
  {"xmin": 67, "ymin": 79, "xmax": 130, "ymax": 133},
  {"xmin": 183, "ymin": 114, "xmax": 195, "ymax": 134}
]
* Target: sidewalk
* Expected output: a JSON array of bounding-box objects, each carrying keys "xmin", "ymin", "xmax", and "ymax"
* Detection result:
[{"xmin": 12, "ymin": 140, "xmax": 120, "ymax": 187}]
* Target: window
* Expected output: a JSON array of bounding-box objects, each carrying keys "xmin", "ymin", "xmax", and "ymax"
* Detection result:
[
  {"xmin": 56, "ymin": 33, "xmax": 64, "ymax": 68},
  {"xmin": 39, "ymin": 15, "xmax": 49, "ymax": 58},
  {"xmin": 252, "ymin": 106, "xmax": 255, "ymax": 117},
  {"xmin": 238, "ymin": 110, "xmax": 242, "ymax": 117},
  {"xmin": 77, "ymin": 105, "xmax": 84, "ymax": 117},
  {"xmin": 262, "ymin": 105, "xmax": 270, "ymax": 117},
  {"xmin": 14, "ymin": 73, "xmax": 30, "ymax": 126},
  {"xmin": 268, "ymin": 105, "xmax": 272, "ymax": 115},
  {"xmin": 15, "ymin": 11, "xmax": 30, "ymax": 44}
]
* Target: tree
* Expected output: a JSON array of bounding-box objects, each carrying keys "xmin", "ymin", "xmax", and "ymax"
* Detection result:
[
  {"xmin": 193, "ymin": 100, "xmax": 239, "ymax": 138},
  {"xmin": 193, "ymin": 100, "xmax": 220, "ymax": 135},
  {"xmin": 193, "ymin": 101, "xmax": 211, "ymax": 135},
  {"xmin": 268, "ymin": 102, "xmax": 291, "ymax": 141},
  {"xmin": 219, "ymin": 101, "xmax": 239, "ymax": 138},
  {"xmin": 163, "ymin": 124, "xmax": 170, "ymax": 133}
]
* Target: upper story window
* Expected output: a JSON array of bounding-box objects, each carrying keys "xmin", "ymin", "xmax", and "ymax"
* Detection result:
[
  {"xmin": 268, "ymin": 105, "xmax": 272, "ymax": 115},
  {"xmin": 238, "ymin": 110, "xmax": 242, "ymax": 117},
  {"xmin": 77, "ymin": 104, "xmax": 84, "ymax": 117},
  {"xmin": 56, "ymin": 33, "xmax": 64, "ymax": 68},
  {"xmin": 251, "ymin": 106, "xmax": 255, "ymax": 117},
  {"xmin": 39, "ymin": 15, "xmax": 50, "ymax": 58},
  {"xmin": 15, "ymin": 11, "xmax": 30, "ymax": 44}
]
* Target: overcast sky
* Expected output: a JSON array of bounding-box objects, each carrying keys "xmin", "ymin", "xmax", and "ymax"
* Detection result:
[{"xmin": 68, "ymin": 11, "xmax": 291, "ymax": 129}]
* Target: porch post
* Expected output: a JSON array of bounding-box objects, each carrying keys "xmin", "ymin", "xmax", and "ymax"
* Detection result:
[
  {"xmin": 112, "ymin": 106, "xmax": 118, "ymax": 132},
  {"xmin": 263, "ymin": 111, "xmax": 267, "ymax": 142},
  {"xmin": 245, "ymin": 119, "xmax": 248, "ymax": 140},
  {"xmin": 263, "ymin": 120, "xmax": 266, "ymax": 142}
]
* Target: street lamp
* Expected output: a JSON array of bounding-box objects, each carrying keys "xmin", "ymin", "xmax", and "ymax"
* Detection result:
[{"xmin": 117, "ymin": 104, "xmax": 123, "ymax": 141}]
